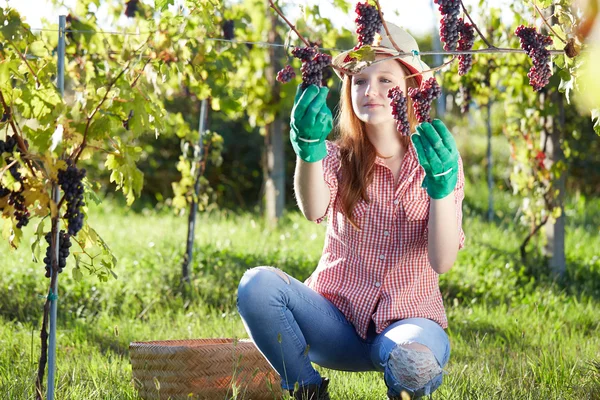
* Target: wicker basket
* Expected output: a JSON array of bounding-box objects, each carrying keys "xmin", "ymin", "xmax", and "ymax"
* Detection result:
[{"xmin": 129, "ymin": 338, "xmax": 283, "ymax": 400}]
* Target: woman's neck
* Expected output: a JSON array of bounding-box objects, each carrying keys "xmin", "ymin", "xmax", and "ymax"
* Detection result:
[{"xmin": 365, "ymin": 123, "xmax": 405, "ymax": 160}]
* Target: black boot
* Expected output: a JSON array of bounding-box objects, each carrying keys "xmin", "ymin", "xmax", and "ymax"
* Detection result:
[{"xmin": 289, "ymin": 377, "xmax": 330, "ymax": 400}]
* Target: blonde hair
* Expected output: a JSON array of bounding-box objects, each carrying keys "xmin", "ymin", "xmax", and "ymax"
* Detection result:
[{"xmin": 334, "ymin": 62, "xmax": 420, "ymax": 230}]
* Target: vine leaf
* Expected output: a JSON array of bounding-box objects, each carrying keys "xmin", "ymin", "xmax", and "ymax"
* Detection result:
[{"xmin": 105, "ymin": 138, "xmax": 144, "ymax": 206}]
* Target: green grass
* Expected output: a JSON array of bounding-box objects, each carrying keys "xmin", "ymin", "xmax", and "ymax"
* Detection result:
[{"xmin": 1, "ymin": 179, "xmax": 600, "ymax": 399}]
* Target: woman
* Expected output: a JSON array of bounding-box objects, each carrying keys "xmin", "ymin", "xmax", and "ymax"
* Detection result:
[{"xmin": 237, "ymin": 22, "xmax": 465, "ymax": 400}]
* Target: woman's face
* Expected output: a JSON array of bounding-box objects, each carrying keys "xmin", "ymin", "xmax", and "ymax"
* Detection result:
[{"xmin": 350, "ymin": 54, "xmax": 408, "ymax": 126}]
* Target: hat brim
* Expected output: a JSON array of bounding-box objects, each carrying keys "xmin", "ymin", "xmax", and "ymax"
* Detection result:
[{"xmin": 331, "ymin": 47, "xmax": 431, "ymax": 87}]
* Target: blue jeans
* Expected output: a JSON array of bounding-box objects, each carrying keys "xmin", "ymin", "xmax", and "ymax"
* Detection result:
[{"xmin": 236, "ymin": 267, "xmax": 451, "ymax": 398}]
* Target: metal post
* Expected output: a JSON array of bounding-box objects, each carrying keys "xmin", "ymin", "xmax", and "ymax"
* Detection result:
[
  {"xmin": 47, "ymin": 15, "xmax": 66, "ymax": 400},
  {"xmin": 182, "ymin": 99, "xmax": 208, "ymax": 282}
]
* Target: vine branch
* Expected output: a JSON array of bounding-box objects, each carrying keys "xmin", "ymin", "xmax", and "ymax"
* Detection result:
[
  {"xmin": 0, "ymin": 89, "xmax": 37, "ymax": 175},
  {"xmin": 534, "ymin": 3, "xmax": 568, "ymax": 44},
  {"xmin": 8, "ymin": 39, "xmax": 41, "ymax": 87},
  {"xmin": 374, "ymin": 0, "xmax": 403, "ymax": 53},
  {"xmin": 267, "ymin": 0, "xmax": 312, "ymax": 48},
  {"xmin": 459, "ymin": 0, "xmax": 496, "ymax": 49},
  {"xmin": 404, "ymin": 56, "xmax": 458, "ymax": 80}
]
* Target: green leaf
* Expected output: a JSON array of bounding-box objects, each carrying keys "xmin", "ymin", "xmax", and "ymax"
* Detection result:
[
  {"xmin": 29, "ymin": 40, "xmax": 49, "ymax": 57},
  {"xmin": 533, "ymin": 0, "xmax": 553, "ymax": 9},
  {"xmin": 155, "ymin": 0, "xmax": 175, "ymax": 11},
  {"xmin": 348, "ymin": 45, "xmax": 376, "ymax": 62},
  {"xmin": 105, "ymin": 138, "xmax": 144, "ymax": 205},
  {"xmin": 30, "ymin": 218, "xmax": 47, "ymax": 263},
  {"xmin": 72, "ymin": 266, "xmax": 83, "ymax": 282},
  {"xmin": 558, "ymin": 70, "xmax": 573, "ymax": 105}
]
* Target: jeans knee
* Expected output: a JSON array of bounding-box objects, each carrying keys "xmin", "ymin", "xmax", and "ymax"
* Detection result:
[
  {"xmin": 237, "ymin": 267, "xmax": 288, "ymax": 313},
  {"xmin": 385, "ymin": 343, "xmax": 443, "ymax": 397}
]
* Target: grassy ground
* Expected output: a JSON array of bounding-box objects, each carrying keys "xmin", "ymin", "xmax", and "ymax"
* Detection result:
[{"xmin": 1, "ymin": 176, "xmax": 600, "ymax": 399}]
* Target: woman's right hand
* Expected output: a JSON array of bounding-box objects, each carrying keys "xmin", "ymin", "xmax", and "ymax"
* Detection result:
[{"xmin": 290, "ymin": 84, "xmax": 333, "ymax": 163}]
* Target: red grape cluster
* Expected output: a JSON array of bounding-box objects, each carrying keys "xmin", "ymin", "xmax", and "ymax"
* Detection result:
[
  {"xmin": 515, "ymin": 25, "xmax": 553, "ymax": 92},
  {"xmin": 222, "ymin": 20, "xmax": 234, "ymax": 41},
  {"xmin": 299, "ymin": 53, "xmax": 332, "ymax": 89},
  {"xmin": 58, "ymin": 162, "xmax": 86, "ymax": 236},
  {"xmin": 292, "ymin": 46, "xmax": 317, "ymax": 62},
  {"xmin": 124, "ymin": 0, "xmax": 139, "ymax": 18},
  {"xmin": 458, "ymin": 85, "xmax": 471, "ymax": 114},
  {"xmin": 43, "ymin": 230, "xmax": 72, "ymax": 278},
  {"xmin": 355, "ymin": 1, "xmax": 383, "ymax": 47},
  {"xmin": 457, "ymin": 19, "xmax": 475, "ymax": 75},
  {"xmin": 0, "ymin": 136, "xmax": 29, "ymax": 228},
  {"xmin": 434, "ymin": 0, "xmax": 461, "ymax": 51},
  {"xmin": 276, "ymin": 65, "xmax": 296, "ymax": 83},
  {"xmin": 408, "ymin": 77, "xmax": 442, "ymax": 123},
  {"xmin": 387, "ymin": 87, "xmax": 410, "ymax": 136}
]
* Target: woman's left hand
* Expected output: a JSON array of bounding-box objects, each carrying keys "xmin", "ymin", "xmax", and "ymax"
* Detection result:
[{"xmin": 410, "ymin": 119, "xmax": 459, "ymax": 200}]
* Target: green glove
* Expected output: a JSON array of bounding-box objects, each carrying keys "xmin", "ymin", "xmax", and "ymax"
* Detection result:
[
  {"xmin": 410, "ymin": 119, "xmax": 459, "ymax": 200},
  {"xmin": 290, "ymin": 84, "xmax": 333, "ymax": 163}
]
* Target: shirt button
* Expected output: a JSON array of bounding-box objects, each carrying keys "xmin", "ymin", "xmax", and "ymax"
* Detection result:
[
  {"xmin": 393, "ymin": 199, "xmax": 399, "ymax": 205},
  {"xmin": 379, "ymin": 254, "xmax": 385, "ymax": 260},
  {"xmin": 375, "ymin": 282, "xmax": 381, "ymax": 288},
  {"xmin": 383, "ymin": 231, "xmax": 390, "ymax": 237},
  {"xmin": 408, "ymin": 177, "xmax": 413, "ymax": 183}
]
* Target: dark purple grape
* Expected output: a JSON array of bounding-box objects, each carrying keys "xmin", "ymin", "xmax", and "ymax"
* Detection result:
[
  {"xmin": 58, "ymin": 162, "xmax": 86, "ymax": 236},
  {"xmin": 434, "ymin": 0, "xmax": 461, "ymax": 51},
  {"xmin": 43, "ymin": 230, "xmax": 72, "ymax": 278},
  {"xmin": 355, "ymin": 1, "xmax": 382, "ymax": 47},
  {"xmin": 515, "ymin": 25, "xmax": 553, "ymax": 91},
  {"xmin": 387, "ymin": 86, "xmax": 410, "ymax": 136},
  {"xmin": 125, "ymin": 0, "xmax": 139, "ymax": 18},
  {"xmin": 408, "ymin": 77, "xmax": 442, "ymax": 123},
  {"xmin": 276, "ymin": 65, "xmax": 296, "ymax": 83},
  {"xmin": 457, "ymin": 18, "xmax": 475, "ymax": 75}
]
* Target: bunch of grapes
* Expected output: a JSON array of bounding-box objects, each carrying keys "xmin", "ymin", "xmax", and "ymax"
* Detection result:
[
  {"xmin": 43, "ymin": 230, "xmax": 72, "ymax": 278},
  {"xmin": 457, "ymin": 19, "xmax": 475, "ymax": 75},
  {"xmin": 408, "ymin": 77, "xmax": 442, "ymax": 123},
  {"xmin": 222, "ymin": 20, "xmax": 235, "ymax": 41},
  {"xmin": 387, "ymin": 87, "xmax": 411, "ymax": 136},
  {"xmin": 300, "ymin": 53, "xmax": 332, "ymax": 89},
  {"xmin": 6, "ymin": 165, "xmax": 29, "ymax": 228},
  {"xmin": 0, "ymin": 137, "xmax": 29, "ymax": 228},
  {"xmin": 458, "ymin": 85, "xmax": 471, "ymax": 114},
  {"xmin": 355, "ymin": 1, "xmax": 383, "ymax": 47},
  {"xmin": 276, "ymin": 65, "xmax": 296, "ymax": 83},
  {"xmin": 434, "ymin": 0, "xmax": 461, "ymax": 51},
  {"xmin": 124, "ymin": 0, "xmax": 139, "ymax": 18},
  {"xmin": 515, "ymin": 25, "xmax": 553, "ymax": 92},
  {"xmin": 291, "ymin": 46, "xmax": 317, "ymax": 62},
  {"xmin": 58, "ymin": 163, "xmax": 86, "ymax": 237},
  {"xmin": 0, "ymin": 136, "xmax": 17, "ymax": 154}
]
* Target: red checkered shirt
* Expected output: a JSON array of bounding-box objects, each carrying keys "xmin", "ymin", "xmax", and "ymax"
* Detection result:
[{"xmin": 304, "ymin": 140, "xmax": 466, "ymax": 340}]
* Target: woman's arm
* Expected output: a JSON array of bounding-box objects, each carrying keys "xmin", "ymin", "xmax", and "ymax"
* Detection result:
[
  {"xmin": 427, "ymin": 193, "xmax": 459, "ymax": 274},
  {"xmin": 294, "ymin": 158, "xmax": 331, "ymax": 221}
]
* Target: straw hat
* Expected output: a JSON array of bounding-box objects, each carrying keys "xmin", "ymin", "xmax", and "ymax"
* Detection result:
[{"xmin": 332, "ymin": 21, "xmax": 431, "ymax": 86}]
